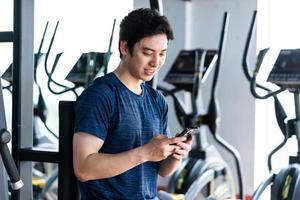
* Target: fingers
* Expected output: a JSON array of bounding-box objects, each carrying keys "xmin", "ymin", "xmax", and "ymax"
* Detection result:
[
  {"xmin": 147, "ymin": 134, "xmax": 192, "ymax": 161},
  {"xmin": 172, "ymin": 146, "xmax": 189, "ymax": 159},
  {"xmin": 172, "ymin": 153, "xmax": 184, "ymax": 160},
  {"xmin": 175, "ymin": 141, "xmax": 192, "ymax": 150},
  {"xmin": 167, "ymin": 136, "xmax": 187, "ymax": 145},
  {"xmin": 154, "ymin": 134, "xmax": 190, "ymax": 145},
  {"xmin": 171, "ymin": 139, "xmax": 192, "ymax": 161},
  {"xmin": 172, "ymin": 143, "xmax": 191, "ymax": 155},
  {"xmin": 149, "ymin": 135, "xmax": 179, "ymax": 160}
]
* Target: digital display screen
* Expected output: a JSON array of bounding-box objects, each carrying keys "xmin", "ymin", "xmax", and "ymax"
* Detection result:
[
  {"xmin": 168, "ymin": 50, "xmax": 199, "ymax": 74},
  {"xmin": 65, "ymin": 52, "xmax": 105, "ymax": 86},
  {"xmin": 165, "ymin": 49, "xmax": 217, "ymax": 77},
  {"xmin": 267, "ymin": 49, "xmax": 300, "ymax": 88},
  {"xmin": 163, "ymin": 49, "xmax": 217, "ymax": 93},
  {"xmin": 273, "ymin": 49, "xmax": 300, "ymax": 72}
]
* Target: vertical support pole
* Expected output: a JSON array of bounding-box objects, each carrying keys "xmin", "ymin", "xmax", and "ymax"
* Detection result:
[
  {"xmin": 294, "ymin": 91, "xmax": 300, "ymax": 160},
  {"xmin": 58, "ymin": 101, "xmax": 80, "ymax": 200},
  {"xmin": 148, "ymin": 0, "xmax": 163, "ymax": 89},
  {"xmin": 12, "ymin": 0, "xmax": 34, "ymax": 199},
  {"xmin": 150, "ymin": 0, "xmax": 163, "ymax": 15}
]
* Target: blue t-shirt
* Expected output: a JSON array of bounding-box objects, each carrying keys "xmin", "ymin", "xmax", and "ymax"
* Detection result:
[{"xmin": 74, "ymin": 73, "xmax": 170, "ymax": 200}]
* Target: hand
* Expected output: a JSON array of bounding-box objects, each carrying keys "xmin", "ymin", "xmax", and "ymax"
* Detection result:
[
  {"xmin": 142, "ymin": 134, "xmax": 187, "ymax": 162},
  {"xmin": 172, "ymin": 135, "xmax": 192, "ymax": 160}
]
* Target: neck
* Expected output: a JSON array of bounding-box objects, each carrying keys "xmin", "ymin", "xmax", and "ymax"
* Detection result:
[{"xmin": 113, "ymin": 65, "xmax": 143, "ymax": 95}]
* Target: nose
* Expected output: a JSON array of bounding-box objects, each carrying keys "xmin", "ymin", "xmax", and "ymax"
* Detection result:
[{"xmin": 150, "ymin": 55, "xmax": 161, "ymax": 68}]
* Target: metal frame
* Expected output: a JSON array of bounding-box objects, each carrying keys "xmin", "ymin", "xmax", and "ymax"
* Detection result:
[
  {"xmin": 11, "ymin": 2, "xmax": 62, "ymax": 199},
  {"xmin": 148, "ymin": 0, "xmax": 163, "ymax": 89},
  {"xmin": 58, "ymin": 101, "xmax": 80, "ymax": 200},
  {"xmin": 0, "ymin": 0, "xmax": 34, "ymax": 199},
  {"xmin": 0, "ymin": 73, "xmax": 9, "ymax": 200},
  {"xmin": 0, "ymin": 32, "xmax": 13, "ymax": 42},
  {"xmin": 11, "ymin": 0, "xmax": 34, "ymax": 199}
]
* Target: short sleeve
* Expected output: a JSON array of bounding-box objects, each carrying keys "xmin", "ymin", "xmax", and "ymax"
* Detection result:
[
  {"xmin": 74, "ymin": 85, "xmax": 114, "ymax": 140},
  {"xmin": 157, "ymin": 91, "xmax": 171, "ymax": 138}
]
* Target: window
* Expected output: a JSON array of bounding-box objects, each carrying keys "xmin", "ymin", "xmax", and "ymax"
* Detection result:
[{"xmin": 256, "ymin": 0, "xmax": 299, "ymax": 188}]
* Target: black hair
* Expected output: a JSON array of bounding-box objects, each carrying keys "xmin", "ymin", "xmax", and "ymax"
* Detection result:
[{"xmin": 118, "ymin": 8, "xmax": 174, "ymax": 58}]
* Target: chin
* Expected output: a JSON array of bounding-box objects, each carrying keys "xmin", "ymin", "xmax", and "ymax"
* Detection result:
[{"xmin": 142, "ymin": 75, "xmax": 154, "ymax": 82}]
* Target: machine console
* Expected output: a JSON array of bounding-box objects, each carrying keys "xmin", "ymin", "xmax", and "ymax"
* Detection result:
[
  {"xmin": 268, "ymin": 49, "xmax": 300, "ymax": 88},
  {"xmin": 164, "ymin": 49, "xmax": 217, "ymax": 94}
]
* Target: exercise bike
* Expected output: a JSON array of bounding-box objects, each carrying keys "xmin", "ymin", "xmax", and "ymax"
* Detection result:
[
  {"xmin": 242, "ymin": 11, "xmax": 300, "ymax": 200},
  {"xmin": 158, "ymin": 12, "xmax": 244, "ymax": 200}
]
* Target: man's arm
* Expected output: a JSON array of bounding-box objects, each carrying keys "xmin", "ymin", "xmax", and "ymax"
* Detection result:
[{"xmin": 73, "ymin": 132, "xmax": 186, "ymax": 181}]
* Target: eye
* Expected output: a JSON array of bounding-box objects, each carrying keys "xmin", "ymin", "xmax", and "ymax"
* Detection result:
[
  {"xmin": 160, "ymin": 52, "xmax": 167, "ymax": 57},
  {"xmin": 143, "ymin": 50, "xmax": 152, "ymax": 56}
]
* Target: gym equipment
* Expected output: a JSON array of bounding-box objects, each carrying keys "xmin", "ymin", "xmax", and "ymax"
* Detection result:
[
  {"xmin": 2, "ymin": 22, "xmax": 58, "ymax": 143},
  {"xmin": 242, "ymin": 11, "xmax": 300, "ymax": 200},
  {"xmin": 268, "ymin": 49, "xmax": 300, "ymax": 89},
  {"xmin": 2, "ymin": 0, "xmax": 123, "ymax": 199},
  {"xmin": 242, "ymin": 11, "xmax": 287, "ymax": 173},
  {"xmin": 1, "ymin": 22, "xmax": 60, "ymax": 199},
  {"xmin": 40, "ymin": 21, "xmax": 79, "ymax": 98},
  {"xmin": 4, "ymin": 0, "xmax": 234, "ymax": 198},
  {"xmin": 35, "ymin": 19, "xmax": 115, "ymax": 97},
  {"xmin": 29, "ymin": 18, "xmax": 115, "ymax": 199},
  {"xmin": 58, "ymin": 101, "xmax": 80, "ymax": 200},
  {"xmin": 65, "ymin": 18, "xmax": 116, "ymax": 89},
  {"xmin": 1, "ymin": 17, "xmax": 80, "ymax": 200},
  {"xmin": 2, "ymin": 17, "xmax": 116, "ymax": 198},
  {"xmin": 66, "ymin": 52, "xmax": 106, "ymax": 88},
  {"xmin": 0, "ymin": 75, "xmax": 24, "ymax": 199},
  {"xmin": 250, "ymin": 49, "xmax": 300, "ymax": 200},
  {"xmin": 159, "ymin": 12, "xmax": 244, "ymax": 200}
]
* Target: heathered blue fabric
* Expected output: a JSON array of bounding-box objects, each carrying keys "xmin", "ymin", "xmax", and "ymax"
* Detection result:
[{"xmin": 74, "ymin": 73, "xmax": 171, "ymax": 200}]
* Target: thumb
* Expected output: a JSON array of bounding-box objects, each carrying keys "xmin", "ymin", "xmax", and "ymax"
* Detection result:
[{"xmin": 154, "ymin": 134, "xmax": 167, "ymax": 139}]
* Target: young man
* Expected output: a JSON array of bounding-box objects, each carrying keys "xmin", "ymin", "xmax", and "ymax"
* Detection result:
[{"xmin": 73, "ymin": 8, "xmax": 192, "ymax": 200}]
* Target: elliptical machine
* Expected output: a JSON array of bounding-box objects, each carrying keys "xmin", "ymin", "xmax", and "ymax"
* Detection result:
[
  {"xmin": 158, "ymin": 12, "xmax": 244, "ymax": 200},
  {"xmin": 242, "ymin": 11, "xmax": 300, "ymax": 200}
]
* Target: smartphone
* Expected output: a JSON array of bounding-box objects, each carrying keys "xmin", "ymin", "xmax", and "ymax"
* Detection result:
[{"xmin": 176, "ymin": 127, "xmax": 198, "ymax": 137}]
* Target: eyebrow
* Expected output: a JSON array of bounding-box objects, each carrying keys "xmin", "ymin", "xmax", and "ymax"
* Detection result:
[{"xmin": 142, "ymin": 47, "xmax": 167, "ymax": 52}]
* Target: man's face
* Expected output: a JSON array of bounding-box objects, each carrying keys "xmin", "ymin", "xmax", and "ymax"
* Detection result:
[{"xmin": 121, "ymin": 34, "xmax": 168, "ymax": 82}]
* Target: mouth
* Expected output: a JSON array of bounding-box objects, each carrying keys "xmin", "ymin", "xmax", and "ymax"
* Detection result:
[{"xmin": 144, "ymin": 69, "xmax": 155, "ymax": 76}]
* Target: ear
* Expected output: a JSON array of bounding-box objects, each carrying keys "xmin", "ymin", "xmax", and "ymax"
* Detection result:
[{"xmin": 119, "ymin": 41, "xmax": 128, "ymax": 57}]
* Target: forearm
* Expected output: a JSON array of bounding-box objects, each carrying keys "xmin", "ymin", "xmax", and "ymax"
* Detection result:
[
  {"xmin": 74, "ymin": 133, "xmax": 187, "ymax": 181},
  {"xmin": 158, "ymin": 156, "xmax": 181, "ymax": 177},
  {"xmin": 75, "ymin": 146, "xmax": 145, "ymax": 181}
]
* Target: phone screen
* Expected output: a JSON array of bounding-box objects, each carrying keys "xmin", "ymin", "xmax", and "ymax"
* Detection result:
[{"xmin": 176, "ymin": 127, "xmax": 198, "ymax": 137}]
